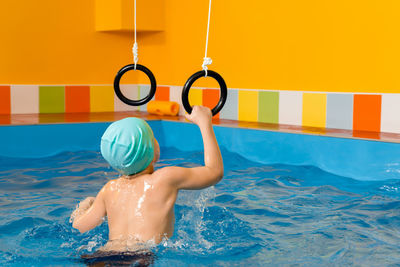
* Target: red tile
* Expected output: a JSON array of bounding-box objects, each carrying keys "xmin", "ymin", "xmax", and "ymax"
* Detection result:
[
  {"xmin": 155, "ymin": 86, "xmax": 170, "ymax": 101},
  {"xmin": 65, "ymin": 86, "xmax": 90, "ymax": 113},
  {"xmin": 353, "ymin": 95, "xmax": 381, "ymax": 132},
  {"xmin": 0, "ymin": 86, "xmax": 11, "ymax": 114},
  {"xmin": 202, "ymin": 89, "xmax": 220, "ymax": 118}
]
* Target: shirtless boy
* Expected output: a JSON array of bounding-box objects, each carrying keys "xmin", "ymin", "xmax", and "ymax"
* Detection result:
[{"xmin": 71, "ymin": 106, "xmax": 223, "ymax": 252}]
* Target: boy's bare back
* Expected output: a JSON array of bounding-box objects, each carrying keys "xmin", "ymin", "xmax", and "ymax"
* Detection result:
[
  {"xmin": 71, "ymin": 106, "xmax": 223, "ymax": 251},
  {"xmin": 100, "ymin": 170, "xmax": 177, "ymax": 249}
]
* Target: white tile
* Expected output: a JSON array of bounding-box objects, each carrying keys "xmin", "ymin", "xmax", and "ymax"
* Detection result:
[
  {"xmin": 114, "ymin": 84, "xmax": 139, "ymax": 112},
  {"xmin": 279, "ymin": 91, "xmax": 303, "ymax": 126},
  {"xmin": 381, "ymin": 94, "xmax": 400, "ymax": 134},
  {"xmin": 169, "ymin": 86, "xmax": 185, "ymax": 116},
  {"xmin": 11, "ymin": 85, "xmax": 39, "ymax": 114}
]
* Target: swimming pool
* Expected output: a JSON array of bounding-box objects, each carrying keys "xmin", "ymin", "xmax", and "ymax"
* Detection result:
[{"xmin": 1, "ymin": 120, "xmax": 400, "ymax": 266}]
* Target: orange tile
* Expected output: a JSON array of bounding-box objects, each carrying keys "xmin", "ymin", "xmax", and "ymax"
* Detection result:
[
  {"xmin": 155, "ymin": 86, "xmax": 170, "ymax": 101},
  {"xmin": 65, "ymin": 86, "xmax": 90, "ymax": 113},
  {"xmin": 353, "ymin": 95, "xmax": 381, "ymax": 132},
  {"xmin": 202, "ymin": 89, "xmax": 220, "ymax": 119},
  {"xmin": 353, "ymin": 130, "xmax": 381, "ymax": 140},
  {"xmin": 65, "ymin": 112, "xmax": 90, "ymax": 123},
  {"xmin": 0, "ymin": 86, "xmax": 11, "ymax": 114},
  {"xmin": 0, "ymin": 115, "xmax": 11, "ymax": 124}
]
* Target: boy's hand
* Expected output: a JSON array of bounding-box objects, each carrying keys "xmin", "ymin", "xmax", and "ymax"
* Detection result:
[
  {"xmin": 78, "ymin": 197, "xmax": 95, "ymax": 210},
  {"xmin": 70, "ymin": 196, "xmax": 95, "ymax": 224},
  {"xmin": 71, "ymin": 193, "xmax": 106, "ymax": 233},
  {"xmin": 184, "ymin": 106, "xmax": 212, "ymax": 127}
]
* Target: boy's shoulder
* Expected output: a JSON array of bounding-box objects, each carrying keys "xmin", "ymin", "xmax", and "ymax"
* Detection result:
[
  {"xmin": 100, "ymin": 167, "xmax": 182, "ymax": 191},
  {"xmin": 101, "ymin": 178, "xmax": 120, "ymax": 193},
  {"xmin": 152, "ymin": 166, "xmax": 180, "ymax": 180},
  {"xmin": 151, "ymin": 166, "xmax": 189, "ymax": 188}
]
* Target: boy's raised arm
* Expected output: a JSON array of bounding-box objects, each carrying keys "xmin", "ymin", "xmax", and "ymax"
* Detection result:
[{"xmin": 160, "ymin": 106, "xmax": 224, "ymax": 190}]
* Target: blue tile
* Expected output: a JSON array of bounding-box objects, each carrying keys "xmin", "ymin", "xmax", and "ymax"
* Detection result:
[
  {"xmin": 220, "ymin": 89, "xmax": 238, "ymax": 120},
  {"xmin": 326, "ymin": 94, "xmax": 353, "ymax": 130},
  {"xmin": 138, "ymin": 85, "xmax": 154, "ymax": 111}
]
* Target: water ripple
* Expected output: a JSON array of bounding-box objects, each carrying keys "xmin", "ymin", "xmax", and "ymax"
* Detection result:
[{"xmin": 0, "ymin": 149, "xmax": 400, "ymax": 266}]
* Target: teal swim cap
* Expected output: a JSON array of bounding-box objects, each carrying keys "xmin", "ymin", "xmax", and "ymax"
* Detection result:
[{"xmin": 100, "ymin": 118, "xmax": 155, "ymax": 175}]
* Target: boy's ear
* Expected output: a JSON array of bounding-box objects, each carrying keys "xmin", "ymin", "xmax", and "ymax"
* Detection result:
[{"xmin": 153, "ymin": 139, "xmax": 160, "ymax": 163}]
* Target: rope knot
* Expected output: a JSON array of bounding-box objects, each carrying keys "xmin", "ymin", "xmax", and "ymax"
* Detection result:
[
  {"xmin": 132, "ymin": 42, "xmax": 138, "ymax": 69},
  {"xmin": 202, "ymin": 57, "xmax": 212, "ymax": 76}
]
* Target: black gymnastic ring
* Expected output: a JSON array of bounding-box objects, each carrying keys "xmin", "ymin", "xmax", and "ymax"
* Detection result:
[
  {"xmin": 114, "ymin": 64, "xmax": 156, "ymax": 106},
  {"xmin": 181, "ymin": 70, "xmax": 227, "ymax": 115}
]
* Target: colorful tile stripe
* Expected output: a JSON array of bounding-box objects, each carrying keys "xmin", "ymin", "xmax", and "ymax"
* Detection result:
[
  {"xmin": 188, "ymin": 88, "xmax": 203, "ymax": 107},
  {"xmin": 302, "ymin": 93, "xmax": 327, "ymax": 128},
  {"xmin": 202, "ymin": 89, "xmax": 220, "ymax": 118},
  {"xmin": 1, "ymin": 84, "xmax": 400, "ymax": 134},
  {"xmin": 169, "ymin": 86, "xmax": 185, "ymax": 116},
  {"xmin": 114, "ymin": 84, "xmax": 139, "ymax": 112},
  {"xmin": 39, "ymin": 86, "xmax": 65, "ymax": 113},
  {"xmin": 381, "ymin": 94, "xmax": 400, "ymax": 134},
  {"xmin": 219, "ymin": 89, "xmax": 238, "ymax": 120},
  {"xmin": 326, "ymin": 94, "xmax": 353, "ymax": 130},
  {"xmin": 353, "ymin": 94, "xmax": 381, "ymax": 132},
  {"xmin": 65, "ymin": 86, "xmax": 90, "ymax": 113},
  {"xmin": 138, "ymin": 85, "xmax": 152, "ymax": 111},
  {"xmin": 155, "ymin": 86, "xmax": 170, "ymax": 101},
  {"xmin": 0, "ymin": 86, "xmax": 11, "ymax": 114},
  {"xmin": 90, "ymin": 86, "xmax": 114, "ymax": 112},
  {"xmin": 238, "ymin": 90, "xmax": 258, "ymax": 122},
  {"xmin": 278, "ymin": 91, "xmax": 302, "ymax": 126},
  {"xmin": 11, "ymin": 85, "xmax": 39, "ymax": 114},
  {"xmin": 259, "ymin": 91, "xmax": 279, "ymax": 124}
]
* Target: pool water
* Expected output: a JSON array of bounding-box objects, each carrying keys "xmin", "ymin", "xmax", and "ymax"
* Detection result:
[{"xmin": 1, "ymin": 147, "xmax": 400, "ymax": 266}]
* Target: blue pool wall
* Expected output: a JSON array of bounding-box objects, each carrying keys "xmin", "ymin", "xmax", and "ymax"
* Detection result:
[{"xmin": 0, "ymin": 120, "xmax": 399, "ymax": 181}]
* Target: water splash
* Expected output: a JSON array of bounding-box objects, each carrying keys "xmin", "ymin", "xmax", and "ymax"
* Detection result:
[
  {"xmin": 380, "ymin": 185, "xmax": 400, "ymax": 192},
  {"xmin": 78, "ymin": 241, "xmax": 98, "ymax": 252}
]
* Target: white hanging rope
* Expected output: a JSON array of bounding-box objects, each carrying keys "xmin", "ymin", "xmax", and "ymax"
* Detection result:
[
  {"xmin": 132, "ymin": 0, "xmax": 138, "ymax": 69},
  {"xmin": 202, "ymin": 0, "xmax": 212, "ymax": 77}
]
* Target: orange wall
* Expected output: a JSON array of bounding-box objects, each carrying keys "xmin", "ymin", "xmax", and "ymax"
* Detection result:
[
  {"xmin": 0, "ymin": 0, "xmax": 133, "ymax": 85},
  {"xmin": 1, "ymin": 0, "xmax": 400, "ymax": 93}
]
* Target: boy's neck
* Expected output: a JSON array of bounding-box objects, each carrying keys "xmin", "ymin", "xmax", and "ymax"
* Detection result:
[{"xmin": 121, "ymin": 164, "xmax": 154, "ymax": 179}]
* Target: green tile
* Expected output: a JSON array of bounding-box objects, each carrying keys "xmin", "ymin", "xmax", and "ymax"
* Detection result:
[
  {"xmin": 39, "ymin": 86, "xmax": 65, "ymax": 113},
  {"xmin": 258, "ymin": 91, "xmax": 279, "ymax": 124}
]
